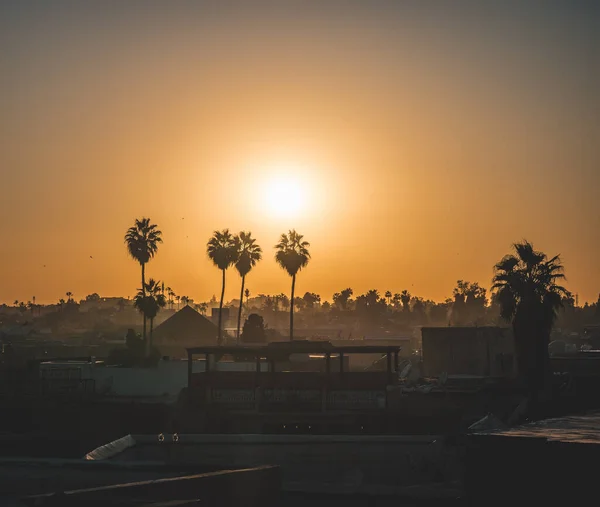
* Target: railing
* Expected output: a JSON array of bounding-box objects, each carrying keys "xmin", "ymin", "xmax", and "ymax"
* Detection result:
[{"xmin": 189, "ymin": 371, "xmax": 390, "ymax": 412}]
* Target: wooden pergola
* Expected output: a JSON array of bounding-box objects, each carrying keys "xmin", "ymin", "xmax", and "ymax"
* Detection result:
[{"xmin": 186, "ymin": 341, "xmax": 402, "ymax": 388}]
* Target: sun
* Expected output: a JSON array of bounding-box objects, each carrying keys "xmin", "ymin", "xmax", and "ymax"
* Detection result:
[{"xmin": 264, "ymin": 175, "xmax": 307, "ymax": 218}]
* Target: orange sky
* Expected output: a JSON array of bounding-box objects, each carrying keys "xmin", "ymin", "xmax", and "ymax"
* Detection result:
[{"xmin": 1, "ymin": 2, "xmax": 599, "ymax": 305}]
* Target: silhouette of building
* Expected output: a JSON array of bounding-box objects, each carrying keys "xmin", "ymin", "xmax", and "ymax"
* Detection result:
[
  {"xmin": 153, "ymin": 305, "xmax": 219, "ymax": 345},
  {"xmin": 421, "ymin": 326, "xmax": 516, "ymax": 378}
]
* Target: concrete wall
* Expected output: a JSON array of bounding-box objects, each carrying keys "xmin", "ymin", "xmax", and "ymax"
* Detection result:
[
  {"xmin": 40, "ymin": 359, "xmax": 268, "ymax": 398},
  {"xmin": 421, "ymin": 327, "xmax": 516, "ymax": 378},
  {"xmin": 20, "ymin": 465, "xmax": 281, "ymax": 507},
  {"xmin": 112, "ymin": 434, "xmax": 460, "ymax": 493}
]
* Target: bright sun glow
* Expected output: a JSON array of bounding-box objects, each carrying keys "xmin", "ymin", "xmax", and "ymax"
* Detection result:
[{"xmin": 264, "ymin": 175, "xmax": 307, "ymax": 218}]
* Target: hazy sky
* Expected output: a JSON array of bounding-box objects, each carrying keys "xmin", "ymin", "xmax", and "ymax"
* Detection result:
[{"xmin": 1, "ymin": 1, "xmax": 599, "ymax": 305}]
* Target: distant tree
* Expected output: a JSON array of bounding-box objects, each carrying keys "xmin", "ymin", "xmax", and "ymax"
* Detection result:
[
  {"xmin": 355, "ymin": 289, "xmax": 387, "ymax": 326},
  {"xmin": 400, "ymin": 290, "xmax": 411, "ymax": 313},
  {"xmin": 244, "ymin": 288, "xmax": 250, "ymax": 307},
  {"xmin": 85, "ymin": 293, "xmax": 100, "ymax": 302},
  {"xmin": 492, "ymin": 240, "xmax": 568, "ymax": 396},
  {"xmin": 411, "ymin": 297, "xmax": 427, "ymax": 324},
  {"xmin": 276, "ymin": 293, "xmax": 288, "ymax": 311},
  {"xmin": 262, "ymin": 296, "xmax": 275, "ymax": 312},
  {"xmin": 322, "ymin": 301, "xmax": 331, "ymax": 311},
  {"xmin": 125, "ymin": 217, "xmax": 162, "ymax": 348},
  {"xmin": 385, "ymin": 291, "xmax": 392, "ymax": 306},
  {"xmin": 333, "ymin": 288, "xmax": 353, "ymax": 311},
  {"xmin": 207, "ymin": 229, "xmax": 239, "ymax": 344},
  {"xmin": 133, "ymin": 278, "xmax": 166, "ymax": 355},
  {"xmin": 198, "ymin": 302, "xmax": 208, "ymax": 315},
  {"xmin": 451, "ymin": 280, "xmax": 488, "ymax": 325},
  {"xmin": 240, "ymin": 313, "xmax": 267, "ymax": 343},
  {"xmin": 293, "ymin": 297, "xmax": 306, "ymax": 311},
  {"xmin": 302, "ymin": 292, "xmax": 321, "ymax": 309},
  {"xmin": 234, "ymin": 231, "xmax": 262, "ymax": 343},
  {"xmin": 13, "ymin": 300, "xmax": 18, "ymax": 307},
  {"xmin": 275, "ymin": 230, "xmax": 311, "ymax": 341},
  {"xmin": 392, "ymin": 293, "xmax": 402, "ymax": 310},
  {"xmin": 66, "ymin": 292, "xmax": 73, "ymax": 302},
  {"xmin": 429, "ymin": 299, "xmax": 452, "ymax": 325}
]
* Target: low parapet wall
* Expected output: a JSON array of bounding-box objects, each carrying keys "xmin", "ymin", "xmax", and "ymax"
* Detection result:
[{"xmin": 21, "ymin": 465, "xmax": 281, "ymax": 507}]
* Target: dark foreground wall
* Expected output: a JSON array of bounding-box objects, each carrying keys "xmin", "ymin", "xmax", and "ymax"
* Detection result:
[
  {"xmin": 21, "ymin": 465, "xmax": 281, "ymax": 507},
  {"xmin": 465, "ymin": 435, "xmax": 600, "ymax": 506}
]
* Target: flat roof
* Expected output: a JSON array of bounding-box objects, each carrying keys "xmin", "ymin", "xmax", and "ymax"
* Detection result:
[
  {"xmin": 474, "ymin": 411, "xmax": 600, "ymax": 444},
  {"xmin": 187, "ymin": 340, "xmax": 401, "ymax": 356}
]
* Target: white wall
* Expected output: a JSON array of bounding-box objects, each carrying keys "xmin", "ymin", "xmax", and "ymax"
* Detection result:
[{"xmin": 41, "ymin": 359, "xmax": 268, "ymax": 398}]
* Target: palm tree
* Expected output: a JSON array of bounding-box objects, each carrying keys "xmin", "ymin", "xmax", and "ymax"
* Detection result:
[
  {"xmin": 207, "ymin": 229, "xmax": 239, "ymax": 344},
  {"xmin": 244, "ymin": 288, "xmax": 250, "ymax": 307},
  {"xmin": 125, "ymin": 218, "xmax": 162, "ymax": 348},
  {"xmin": 176, "ymin": 295, "xmax": 181, "ymax": 310},
  {"xmin": 133, "ymin": 279, "xmax": 167, "ymax": 355},
  {"xmin": 274, "ymin": 230, "xmax": 311, "ymax": 341},
  {"xmin": 492, "ymin": 240, "xmax": 568, "ymax": 395},
  {"xmin": 13, "ymin": 300, "xmax": 18, "ymax": 307},
  {"xmin": 400, "ymin": 290, "xmax": 411, "ymax": 312},
  {"xmin": 385, "ymin": 291, "xmax": 392, "ymax": 307},
  {"xmin": 234, "ymin": 232, "xmax": 262, "ymax": 343},
  {"xmin": 66, "ymin": 292, "xmax": 73, "ymax": 302}
]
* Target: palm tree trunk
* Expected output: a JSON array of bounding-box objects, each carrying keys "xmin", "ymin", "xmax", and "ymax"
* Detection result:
[
  {"xmin": 218, "ymin": 268, "xmax": 226, "ymax": 345},
  {"xmin": 236, "ymin": 275, "xmax": 245, "ymax": 344},
  {"xmin": 141, "ymin": 262, "xmax": 147, "ymax": 355},
  {"xmin": 290, "ymin": 274, "xmax": 296, "ymax": 341},
  {"xmin": 149, "ymin": 317, "xmax": 154, "ymax": 354}
]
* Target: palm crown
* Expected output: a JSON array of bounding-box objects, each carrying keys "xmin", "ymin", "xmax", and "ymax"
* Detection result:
[
  {"xmin": 492, "ymin": 240, "xmax": 569, "ymax": 326},
  {"xmin": 125, "ymin": 218, "xmax": 162, "ymax": 266},
  {"xmin": 134, "ymin": 279, "xmax": 167, "ymax": 320},
  {"xmin": 235, "ymin": 231, "xmax": 263, "ymax": 277},
  {"xmin": 207, "ymin": 229, "xmax": 238, "ymax": 270},
  {"xmin": 274, "ymin": 230, "xmax": 311, "ymax": 277}
]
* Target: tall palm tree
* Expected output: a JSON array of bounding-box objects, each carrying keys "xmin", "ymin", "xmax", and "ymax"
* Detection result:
[
  {"xmin": 492, "ymin": 240, "xmax": 568, "ymax": 395},
  {"xmin": 66, "ymin": 292, "xmax": 73, "ymax": 302},
  {"xmin": 207, "ymin": 229, "xmax": 239, "ymax": 344},
  {"xmin": 234, "ymin": 232, "xmax": 262, "ymax": 343},
  {"xmin": 274, "ymin": 230, "xmax": 310, "ymax": 341},
  {"xmin": 125, "ymin": 218, "xmax": 162, "ymax": 348},
  {"xmin": 244, "ymin": 288, "xmax": 250, "ymax": 307},
  {"xmin": 133, "ymin": 279, "xmax": 167, "ymax": 356}
]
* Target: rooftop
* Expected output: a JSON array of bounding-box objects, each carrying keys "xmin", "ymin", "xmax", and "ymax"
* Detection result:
[
  {"xmin": 187, "ymin": 340, "xmax": 401, "ymax": 357},
  {"xmin": 475, "ymin": 411, "xmax": 600, "ymax": 444}
]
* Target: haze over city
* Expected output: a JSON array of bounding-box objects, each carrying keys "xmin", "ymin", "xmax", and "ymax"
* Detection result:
[{"xmin": 2, "ymin": 1, "xmax": 599, "ymax": 304}]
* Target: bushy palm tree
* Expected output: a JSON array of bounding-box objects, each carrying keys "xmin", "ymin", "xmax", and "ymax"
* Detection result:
[
  {"xmin": 133, "ymin": 279, "xmax": 167, "ymax": 355},
  {"xmin": 125, "ymin": 218, "xmax": 162, "ymax": 347},
  {"xmin": 207, "ymin": 229, "xmax": 239, "ymax": 344},
  {"xmin": 234, "ymin": 232, "xmax": 262, "ymax": 343},
  {"xmin": 274, "ymin": 230, "xmax": 310, "ymax": 341},
  {"xmin": 400, "ymin": 290, "xmax": 411, "ymax": 312},
  {"xmin": 66, "ymin": 291, "xmax": 73, "ymax": 302},
  {"xmin": 492, "ymin": 240, "xmax": 569, "ymax": 394}
]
